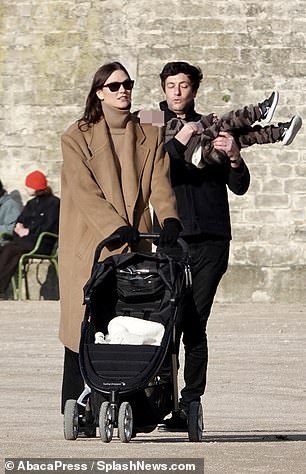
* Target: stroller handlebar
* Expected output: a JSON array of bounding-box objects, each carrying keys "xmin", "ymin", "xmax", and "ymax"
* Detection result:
[
  {"xmin": 93, "ymin": 232, "xmax": 189, "ymax": 265},
  {"xmin": 139, "ymin": 233, "xmax": 160, "ymax": 239}
]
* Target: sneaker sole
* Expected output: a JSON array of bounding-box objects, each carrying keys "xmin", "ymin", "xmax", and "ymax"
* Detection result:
[
  {"xmin": 157, "ymin": 424, "xmax": 188, "ymax": 432},
  {"xmin": 265, "ymin": 91, "xmax": 279, "ymax": 123},
  {"xmin": 282, "ymin": 115, "xmax": 302, "ymax": 146}
]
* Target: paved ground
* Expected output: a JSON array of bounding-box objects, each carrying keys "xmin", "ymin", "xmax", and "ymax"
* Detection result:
[{"xmin": 0, "ymin": 301, "xmax": 306, "ymax": 473}]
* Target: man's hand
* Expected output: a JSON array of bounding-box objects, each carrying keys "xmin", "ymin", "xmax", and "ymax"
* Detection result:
[
  {"xmin": 175, "ymin": 121, "xmax": 204, "ymax": 145},
  {"xmin": 159, "ymin": 218, "xmax": 182, "ymax": 247},
  {"xmin": 212, "ymin": 131, "xmax": 242, "ymax": 168}
]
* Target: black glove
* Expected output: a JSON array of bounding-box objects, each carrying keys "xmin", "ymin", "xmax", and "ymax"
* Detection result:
[
  {"xmin": 159, "ymin": 218, "xmax": 182, "ymax": 247},
  {"xmin": 115, "ymin": 225, "xmax": 140, "ymax": 245}
]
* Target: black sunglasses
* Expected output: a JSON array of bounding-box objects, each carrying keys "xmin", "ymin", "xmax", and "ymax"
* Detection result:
[{"xmin": 101, "ymin": 80, "xmax": 134, "ymax": 92}]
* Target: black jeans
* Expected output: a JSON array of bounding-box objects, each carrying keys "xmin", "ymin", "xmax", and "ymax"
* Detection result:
[
  {"xmin": 61, "ymin": 347, "xmax": 84, "ymax": 414},
  {"xmin": 176, "ymin": 238, "xmax": 230, "ymax": 409},
  {"xmin": 0, "ymin": 240, "xmax": 34, "ymax": 293}
]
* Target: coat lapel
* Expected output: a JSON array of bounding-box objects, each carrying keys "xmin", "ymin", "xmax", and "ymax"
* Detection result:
[
  {"xmin": 83, "ymin": 120, "xmax": 128, "ymax": 222},
  {"xmin": 82, "ymin": 117, "xmax": 150, "ymax": 226},
  {"xmin": 121, "ymin": 119, "xmax": 150, "ymax": 224}
]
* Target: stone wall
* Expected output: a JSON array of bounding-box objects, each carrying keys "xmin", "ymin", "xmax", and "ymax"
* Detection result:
[{"xmin": 0, "ymin": 0, "xmax": 305, "ymax": 302}]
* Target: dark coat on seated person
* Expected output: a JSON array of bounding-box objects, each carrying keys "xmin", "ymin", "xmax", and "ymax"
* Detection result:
[{"xmin": 0, "ymin": 172, "xmax": 60, "ymax": 294}]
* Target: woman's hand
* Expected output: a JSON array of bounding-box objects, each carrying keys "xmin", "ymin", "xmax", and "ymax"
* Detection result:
[{"xmin": 115, "ymin": 226, "xmax": 140, "ymax": 245}]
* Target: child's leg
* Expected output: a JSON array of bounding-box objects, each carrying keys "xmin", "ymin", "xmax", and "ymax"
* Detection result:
[
  {"xmin": 201, "ymin": 92, "xmax": 279, "ymax": 142},
  {"xmin": 200, "ymin": 104, "xmax": 261, "ymax": 142},
  {"xmin": 237, "ymin": 115, "xmax": 302, "ymax": 148},
  {"xmin": 237, "ymin": 124, "xmax": 281, "ymax": 147},
  {"xmin": 199, "ymin": 105, "xmax": 261, "ymax": 165},
  {"xmin": 220, "ymin": 104, "xmax": 262, "ymax": 131}
]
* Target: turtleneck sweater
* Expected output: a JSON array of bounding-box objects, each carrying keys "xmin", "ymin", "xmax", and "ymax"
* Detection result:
[{"xmin": 101, "ymin": 102, "xmax": 131, "ymax": 163}]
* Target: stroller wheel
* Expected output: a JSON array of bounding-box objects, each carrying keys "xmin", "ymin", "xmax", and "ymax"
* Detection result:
[
  {"xmin": 63, "ymin": 399, "xmax": 79, "ymax": 440},
  {"xmin": 99, "ymin": 401, "xmax": 114, "ymax": 443},
  {"xmin": 188, "ymin": 401, "xmax": 203, "ymax": 442},
  {"xmin": 118, "ymin": 402, "xmax": 133, "ymax": 443}
]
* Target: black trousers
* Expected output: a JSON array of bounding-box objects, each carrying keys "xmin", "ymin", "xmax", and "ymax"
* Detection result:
[
  {"xmin": 61, "ymin": 347, "xmax": 84, "ymax": 414},
  {"xmin": 0, "ymin": 240, "xmax": 34, "ymax": 293},
  {"xmin": 176, "ymin": 239, "xmax": 230, "ymax": 409}
]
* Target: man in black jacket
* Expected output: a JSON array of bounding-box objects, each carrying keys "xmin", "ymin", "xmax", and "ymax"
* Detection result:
[{"xmin": 156, "ymin": 62, "xmax": 251, "ymax": 430}]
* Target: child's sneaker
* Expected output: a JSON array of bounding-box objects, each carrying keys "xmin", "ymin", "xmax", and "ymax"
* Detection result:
[
  {"xmin": 259, "ymin": 91, "xmax": 279, "ymax": 123},
  {"xmin": 279, "ymin": 115, "xmax": 302, "ymax": 146}
]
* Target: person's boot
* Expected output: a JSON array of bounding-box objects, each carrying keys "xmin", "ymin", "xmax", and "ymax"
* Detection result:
[{"xmin": 158, "ymin": 407, "xmax": 188, "ymax": 432}]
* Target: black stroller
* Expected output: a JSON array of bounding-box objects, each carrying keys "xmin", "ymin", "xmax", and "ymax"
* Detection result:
[{"xmin": 63, "ymin": 234, "xmax": 203, "ymax": 442}]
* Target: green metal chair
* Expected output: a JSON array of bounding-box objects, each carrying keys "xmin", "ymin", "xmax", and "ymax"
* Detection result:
[
  {"xmin": 0, "ymin": 231, "xmax": 14, "ymax": 243},
  {"xmin": 14, "ymin": 231, "xmax": 59, "ymax": 300}
]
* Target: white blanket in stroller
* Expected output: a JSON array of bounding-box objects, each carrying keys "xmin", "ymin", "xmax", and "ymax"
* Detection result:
[{"xmin": 95, "ymin": 316, "xmax": 164, "ymax": 346}]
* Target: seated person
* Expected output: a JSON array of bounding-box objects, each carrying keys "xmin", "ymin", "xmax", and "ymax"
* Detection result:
[
  {"xmin": 0, "ymin": 179, "xmax": 23, "ymax": 245},
  {"xmin": 0, "ymin": 170, "xmax": 60, "ymax": 296}
]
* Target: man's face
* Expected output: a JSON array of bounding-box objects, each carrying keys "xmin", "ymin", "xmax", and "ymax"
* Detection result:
[{"xmin": 164, "ymin": 73, "xmax": 197, "ymax": 117}]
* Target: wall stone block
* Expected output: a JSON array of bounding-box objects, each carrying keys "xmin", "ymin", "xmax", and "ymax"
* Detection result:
[
  {"xmin": 255, "ymin": 194, "xmax": 290, "ymax": 209},
  {"xmin": 1, "ymin": 0, "xmax": 305, "ymax": 301}
]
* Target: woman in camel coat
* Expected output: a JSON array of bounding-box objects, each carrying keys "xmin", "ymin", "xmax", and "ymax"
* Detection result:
[{"xmin": 59, "ymin": 61, "xmax": 181, "ymax": 413}]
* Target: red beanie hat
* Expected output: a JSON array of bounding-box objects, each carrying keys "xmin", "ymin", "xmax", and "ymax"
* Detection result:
[{"xmin": 25, "ymin": 170, "xmax": 48, "ymax": 191}]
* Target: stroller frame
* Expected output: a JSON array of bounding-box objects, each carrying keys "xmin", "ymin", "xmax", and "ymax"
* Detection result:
[{"xmin": 63, "ymin": 233, "xmax": 203, "ymax": 442}]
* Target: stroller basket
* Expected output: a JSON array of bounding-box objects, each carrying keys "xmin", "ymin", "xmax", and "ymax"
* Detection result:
[{"xmin": 83, "ymin": 342, "xmax": 159, "ymax": 390}]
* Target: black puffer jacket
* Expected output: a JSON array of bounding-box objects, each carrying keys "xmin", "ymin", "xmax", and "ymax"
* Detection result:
[
  {"xmin": 14, "ymin": 193, "xmax": 60, "ymax": 253},
  {"xmin": 156, "ymin": 101, "xmax": 250, "ymax": 241}
]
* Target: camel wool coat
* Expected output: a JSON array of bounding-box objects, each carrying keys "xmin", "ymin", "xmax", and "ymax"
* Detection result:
[{"xmin": 59, "ymin": 114, "xmax": 178, "ymax": 352}]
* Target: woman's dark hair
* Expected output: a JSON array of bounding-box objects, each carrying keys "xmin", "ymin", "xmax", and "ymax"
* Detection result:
[
  {"xmin": 34, "ymin": 186, "xmax": 53, "ymax": 197},
  {"xmin": 78, "ymin": 62, "xmax": 131, "ymax": 130},
  {"xmin": 160, "ymin": 61, "xmax": 203, "ymax": 93}
]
